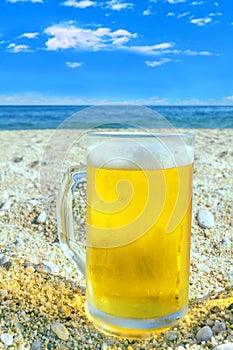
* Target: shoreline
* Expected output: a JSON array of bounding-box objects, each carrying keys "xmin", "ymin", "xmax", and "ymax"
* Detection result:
[{"xmin": 0, "ymin": 128, "xmax": 232, "ymax": 349}]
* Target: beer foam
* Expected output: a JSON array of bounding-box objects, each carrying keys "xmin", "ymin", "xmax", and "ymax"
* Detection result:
[{"xmin": 87, "ymin": 134, "xmax": 194, "ymax": 170}]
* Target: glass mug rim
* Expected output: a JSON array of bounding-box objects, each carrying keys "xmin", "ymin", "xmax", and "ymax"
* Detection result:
[{"xmin": 88, "ymin": 131, "xmax": 195, "ymax": 139}]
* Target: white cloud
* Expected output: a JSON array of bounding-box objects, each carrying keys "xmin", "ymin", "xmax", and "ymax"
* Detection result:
[
  {"xmin": 7, "ymin": 0, "xmax": 43, "ymax": 2},
  {"xmin": 167, "ymin": 12, "xmax": 175, "ymax": 16},
  {"xmin": 44, "ymin": 23, "xmax": 137, "ymax": 51},
  {"xmin": 145, "ymin": 58, "xmax": 172, "ymax": 67},
  {"xmin": 190, "ymin": 17, "xmax": 212, "ymax": 26},
  {"xmin": 209, "ymin": 12, "xmax": 222, "ymax": 17},
  {"xmin": 7, "ymin": 43, "xmax": 30, "ymax": 53},
  {"xmin": 66, "ymin": 61, "xmax": 84, "ymax": 68},
  {"xmin": 177, "ymin": 11, "xmax": 190, "ymax": 18},
  {"xmin": 214, "ymin": 2, "xmax": 219, "ymax": 6},
  {"xmin": 223, "ymin": 96, "xmax": 233, "ymax": 103},
  {"xmin": 191, "ymin": 1, "xmax": 204, "ymax": 5},
  {"xmin": 162, "ymin": 48, "xmax": 219, "ymax": 56},
  {"xmin": 125, "ymin": 43, "xmax": 174, "ymax": 55},
  {"xmin": 62, "ymin": 0, "xmax": 96, "ymax": 8},
  {"xmin": 18, "ymin": 32, "xmax": 39, "ymax": 39},
  {"xmin": 143, "ymin": 8, "xmax": 152, "ymax": 16},
  {"xmin": 183, "ymin": 49, "xmax": 213, "ymax": 56},
  {"xmin": 106, "ymin": 0, "xmax": 134, "ymax": 11},
  {"xmin": 167, "ymin": 0, "xmax": 186, "ymax": 3},
  {"xmin": 43, "ymin": 21, "xmax": 220, "ymax": 61},
  {"xmin": 0, "ymin": 93, "xmax": 170, "ymax": 106}
]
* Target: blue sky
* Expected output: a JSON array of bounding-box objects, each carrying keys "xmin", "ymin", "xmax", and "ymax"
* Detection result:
[{"xmin": 0, "ymin": 0, "xmax": 232, "ymax": 105}]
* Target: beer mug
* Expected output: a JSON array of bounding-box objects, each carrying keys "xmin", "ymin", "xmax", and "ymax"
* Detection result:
[{"xmin": 57, "ymin": 131, "xmax": 194, "ymax": 338}]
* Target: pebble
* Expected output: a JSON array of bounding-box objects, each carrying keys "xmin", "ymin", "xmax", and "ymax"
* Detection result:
[
  {"xmin": 51, "ymin": 322, "xmax": 69, "ymax": 341},
  {"xmin": 220, "ymin": 237, "xmax": 231, "ymax": 246},
  {"xmin": 35, "ymin": 210, "xmax": 46, "ymax": 223},
  {"xmin": 13, "ymin": 156, "xmax": 23, "ymax": 163},
  {"xmin": 214, "ymin": 344, "xmax": 233, "ymax": 350},
  {"xmin": 0, "ymin": 333, "xmax": 14, "ymax": 346},
  {"xmin": 0, "ymin": 255, "xmax": 9, "ymax": 265},
  {"xmin": 212, "ymin": 321, "xmax": 227, "ymax": 334},
  {"xmin": 207, "ymin": 318, "xmax": 215, "ymax": 327},
  {"xmin": 30, "ymin": 160, "xmax": 40, "ymax": 168},
  {"xmin": 196, "ymin": 326, "xmax": 213, "ymax": 343},
  {"xmin": 28, "ymin": 199, "xmax": 38, "ymax": 206},
  {"xmin": 41, "ymin": 260, "xmax": 60, "ymax": 273},
  {"xmin": 0, "ymin": 200, "xmax": 12, "ymax": 210},
  {"xmin": 197, "ymin": 209, "xmax": 215, "ymax": 229},
  {"xmin": 165, "ymin": 331, "xmax": 178, "ymax": 341},
  {"xmin": 35, "ymin": 263, "xmax": 52, "ymax": 274},
  {"xmin": 30, "ymin": 340, "xmax": 43, "ymax": 350},
  {"xmin": 0, "ymin": 232, "xmax": 9, "ymax": 246},
  {"xmin": 2, "ymin": 261, "xmax": 13, "ymax": 271},
  {"xmin": 197, "ymin": 263, "xmax": 211, "ymax": 273}
]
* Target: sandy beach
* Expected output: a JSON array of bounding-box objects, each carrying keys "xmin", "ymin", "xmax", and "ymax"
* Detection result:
[{"xmin": 0, "ymin": 128, "xmax": 232, "ymax": 350}]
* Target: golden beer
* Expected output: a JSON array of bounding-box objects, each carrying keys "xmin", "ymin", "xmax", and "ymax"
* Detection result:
[{"xmin": 86, "ymin": 162, "xmax": 193, "ymax": 325}]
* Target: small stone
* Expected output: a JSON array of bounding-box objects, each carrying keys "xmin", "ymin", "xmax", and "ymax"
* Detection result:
[
  {"xmin": 2, "ymin": 261, "xmax": 12, "ymax": 271},
  {"xmin": 28, "ymin": 199, "xmax": 38, "ymax": 206},
  {"xmin": 220, "ymin": 237, "xmax": 231, "ymax": 246},
  {"xmin": 102, "ymin": 344, "xmax": 108, "ymax": 350},
  {"xmin": 197, "ymin": 263, "xmax": 211, "ymax": 273},
  {"xmin": 35, "ymin": 211, "xmax": 46, "ymax": 224},
  {"xmin": 207, "ymin": 318, "xmax": 215, "ymax": 327},
  {"xmin": 0, "ymin": 333, "xmax": 14, "ymax": 346},
  {"xmin": 165, "ymin": 331, "xmax": 178, "ymax": 341},
  {"xmin": 42, "ymin": 260, "xmax": 59, "ymax": 273},
  {"xmin": 0, "ymin": 231, "xmax": 9, "ymax": 246},
  {"xmin": 0, "ymin": 255, "xmax": 9, "ymax": 265},
  {"xmin": 51, "ymin": 322, "xmax": 69, "ymax": 341},
  {"xmin": 214, "ymin": 344, "xmax": 233, "ymax": 350},
  {"xmin": 212, "ymin": 305, "xmax": 221, "ymax": 313},
  {"xmin": 30, "ymin": 340, "xmax": 42, "ymax": 350},
  {"xmin": 15, "ymin": 236, "xmax": 24, "ymax": 247},
  {"xmin": 13, "ymin": 156, "xmax": 23, "ymax": 163},
  {"xmin": 197, "ymin": 209, "xmax": 215, "ymax": 229},
  {"xmin": 30, "ymin": 160, "xmax": 40, "ymax": 168},
  {"xmin": 212, "ymin": 321, "xmax": 227, "ymax": 334},
  {"xmin": 35, "ymin": 263, "xmax": 52, "ymax": 274},
  {"xmin": 196, "ymin": 326, "xmax": 213, "ymax": 343},
  {"xmin": 0, "ymin": 200, "xmax": 12, "ymax": 210}
]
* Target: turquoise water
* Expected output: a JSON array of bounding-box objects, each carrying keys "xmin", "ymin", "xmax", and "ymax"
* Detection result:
[{"xmin": 0, "ymin": 105, "xmax": 232, "ymax": 130}]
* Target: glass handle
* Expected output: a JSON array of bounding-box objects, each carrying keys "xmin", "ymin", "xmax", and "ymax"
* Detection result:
[{"xmin": 56, "ymin": 166, "xmax": 86, "ymax": 275}]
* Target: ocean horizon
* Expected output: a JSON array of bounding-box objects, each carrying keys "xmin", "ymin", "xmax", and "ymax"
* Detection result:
[{"xmin": 0, "ymin": 105, "xmax": 232, "ymax": 130}]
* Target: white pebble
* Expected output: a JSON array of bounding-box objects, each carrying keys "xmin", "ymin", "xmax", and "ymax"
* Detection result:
[
  {"xmin": 197, "ymin": 263, "xmax": 211, "ymax": 273},
  {"xmin": 36, "ymin": 210, "xmax": 46, "ymax": 223},
  {"xmin": 51, "ymin": 321, "xmax": 69, "ymax": 340},
  {"xmin": 0, "ymin": 232, "xmax": 9, "ymax": 246},
  {"xmin": 1, "ymin": 333, "xmax": 14, "ymax": 346},
  {"xmin": 197, "ymin": 209, "xmax": 215, "ymax": 229},
  {"xmin": 0, "ymin": 200, "xmax": 11, "ymax": 210},
  {"xmin": 42, "ymin": 260, "xmax": 59, "ymax": 273},
  {"xmin": 165, "ymin": 330, "xmax": 178, "ymax": 341},
  {"xmin": 28, "ymin": 199, "xmax": 38, "ymax": 206},
  {"xmin": 214, "ymin": 344, "xmax": 233, "ymax": 350}
]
